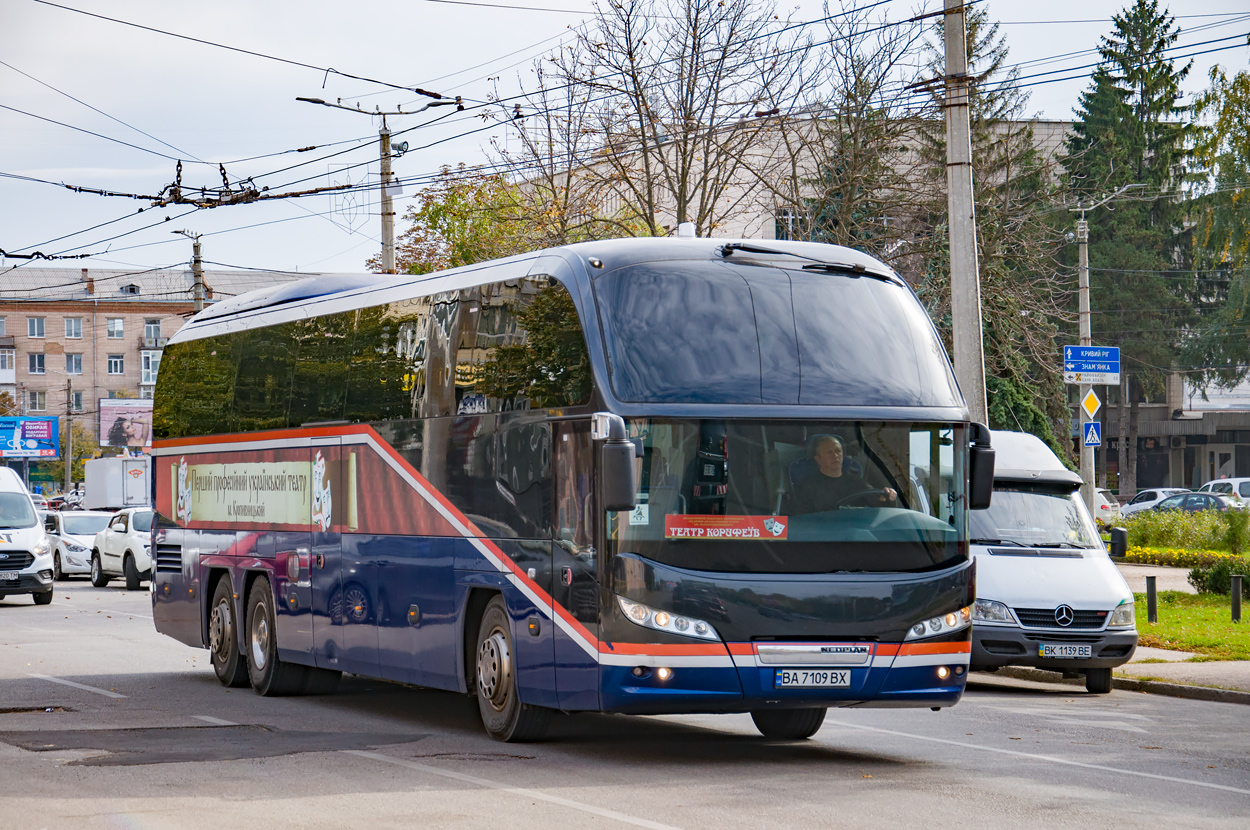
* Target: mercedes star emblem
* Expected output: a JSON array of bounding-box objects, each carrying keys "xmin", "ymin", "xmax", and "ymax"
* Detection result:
[{"xmin": 1054, "ymin": 605, "xmax": 1075, "ymax": 627}]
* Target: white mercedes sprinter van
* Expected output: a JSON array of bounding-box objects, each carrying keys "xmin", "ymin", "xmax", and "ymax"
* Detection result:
[
  {"xmin": 0, "ymin": 467, "xmax": 54, "ymax": 605},
  {"xmin": 969, "ymin": 431, "xmax": 1136, "ymax": 693}
]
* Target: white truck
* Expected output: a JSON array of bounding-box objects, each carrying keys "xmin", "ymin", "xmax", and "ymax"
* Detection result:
[{"xmin": 84, "ymin": 456, "xmax": 151, "ymax": 510}]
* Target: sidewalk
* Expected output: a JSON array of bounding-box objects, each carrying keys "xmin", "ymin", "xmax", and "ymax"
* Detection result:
[{"xmin": 990, "ymin": 562, "xmax": 1250, "ymax": 704}]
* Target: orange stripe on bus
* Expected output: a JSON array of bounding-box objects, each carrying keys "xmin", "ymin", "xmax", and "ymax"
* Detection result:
[
  {"xmin": 598, "ymin": 641, "xmax": 728, "ymax": 656},
  {"xmin": 898, "ymin": 641, "xmax": 971, "ymax": 656}
]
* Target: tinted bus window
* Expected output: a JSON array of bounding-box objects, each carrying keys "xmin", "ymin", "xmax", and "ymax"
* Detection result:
[
  {"xmin": 593, "ymin": 262, "xmax": 962, "ymax": 407},
  {"xmin": 608, "ymin": 420, "xmax": 965, "ymax": 573}
]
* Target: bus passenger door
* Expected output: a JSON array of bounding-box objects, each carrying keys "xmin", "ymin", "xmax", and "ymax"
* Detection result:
[
  {"xmin": 552, "ymin": 422, "xmax": 600, "ymax": 709},
  {"xmin": 308, "ymin": 437, "xmax": 362, "ymax": 672}
]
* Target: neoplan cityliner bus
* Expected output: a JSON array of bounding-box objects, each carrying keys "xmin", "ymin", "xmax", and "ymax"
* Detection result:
[{"xmin": 150, "ymin": 237, "xmax": 994, "ymax": 742}]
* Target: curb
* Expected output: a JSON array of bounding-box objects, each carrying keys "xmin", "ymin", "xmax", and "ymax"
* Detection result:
[{"xmin": 987, "ymin": 667, "xmax": 1250, "ymax": 706}]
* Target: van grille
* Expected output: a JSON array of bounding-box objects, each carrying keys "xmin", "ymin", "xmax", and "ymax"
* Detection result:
[
  {"xmin": 0, "ymin": 551, "xmax": 34, "ymax": 570},
  {"xmin": 1015, "ymin": 608, "xmax": 1108, "ymax": 630},
  {"xmin": 154, "ymin": 543, "xmax": 182, "ymax": 574}
]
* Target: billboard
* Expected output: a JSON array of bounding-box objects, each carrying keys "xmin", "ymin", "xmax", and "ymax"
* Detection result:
[
  {"xmin": 99, "ymin": 399, "xmax": 153, "ymax": 449},
  {"xmin": 0, "ymin": 417, "xmax": 59, "ymax": 458}
]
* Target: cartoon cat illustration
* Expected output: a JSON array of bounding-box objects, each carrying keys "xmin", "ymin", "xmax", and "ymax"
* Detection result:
[
  {"xmin": 310, "ymin": 450, "xmax": 333, "ymax": 531},
  {"xmin": 175, "ymin": 458, "xmax": 192, "ymax": 525}
]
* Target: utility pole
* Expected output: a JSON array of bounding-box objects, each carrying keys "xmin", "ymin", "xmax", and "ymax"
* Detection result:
[
  {"xmin": 1071, "ymin": 183, "xmax": 1144, "ymax": 512},
  {"xmin": 944, "ymin": 0, "xmax": 986, "ymax": 424},
  {"xmin": 64, "ymin": 379, "xmax": 73, "ymax": 494},
  {"xmin": 173, "ymin": 229, "xmax": 204, "ymax": 312},
  {"xmin": 296, "ymin": 94, "xmax": 462, "ymax": 275}
]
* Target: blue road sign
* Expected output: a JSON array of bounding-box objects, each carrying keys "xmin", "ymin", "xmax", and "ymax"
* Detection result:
[
  {"xmin": 1083, "ymin": 421, "xmax": 1102, "ymax": 447},
  {"xmin": 1064, "ymin": 345, "xmax": 1121, "ymax": 385}
]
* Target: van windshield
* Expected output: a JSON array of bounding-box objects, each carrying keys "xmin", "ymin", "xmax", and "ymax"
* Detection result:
[
  {"xmin": 970, "ymin": 487, "xmax": 1100, "ymax": 549},
  {"xmin": 0, "ymin": 493, "xmax": 37, "ymax": 529}
]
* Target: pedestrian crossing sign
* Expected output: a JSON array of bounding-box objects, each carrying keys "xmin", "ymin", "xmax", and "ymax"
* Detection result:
[{"xmin": 1083, "ymin": 422, "xmax": 1102, "ymax": 447}]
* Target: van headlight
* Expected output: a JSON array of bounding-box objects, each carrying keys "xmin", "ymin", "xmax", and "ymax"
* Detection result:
[
  {"xmin": 616, "ymin": 595, "xmax": 720, "ymax": 641},
  {"xmin": 972, "ymin": 599, "xmax": 1014, "ymax": 624},
  {"xmin": 32, "ymin": 537, "xmax": 52, "ymax": 558},
  {"xmin": 905, "ymin": 605, "xmax": 972, "ymax": 640},
  {"xmin": 1108, "ymin": 600, "xmax": 1135, "ymax": 628}
]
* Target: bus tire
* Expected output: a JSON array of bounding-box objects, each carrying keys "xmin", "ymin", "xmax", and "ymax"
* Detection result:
[
  {"xmin": 209, "ymin": 578, "xmax": 250, "ymax": 688},
  {"xmin": 474, "ymin": 595, "xmax": 550, "ymax": 742},
  {"xmin": 90, "ymin": 552, "xmax": 110, "ymax": 587},
  {"xmin": 1085, "ymin": 667, "xmax": 1113, "ymax": 694},
  {"xmin": 123, "ymin": 553, "xmax": 142, "ymax": 591},
  {"xmin": 246, "ymin": 576, "xmax": 306, "ymax": 696},
  {"xmin": 750, "ymin": 707, "xmax": 827, "ymax": 740}
]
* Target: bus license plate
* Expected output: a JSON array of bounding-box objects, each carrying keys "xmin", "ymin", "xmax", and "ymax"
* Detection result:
[
  {"xmin": 1039, "ymin": 644, "xmax": 1092, "ymax": 659},
  {"xmin": 775, "ymin": 669, "xmax": 851, "ymax": 688}
]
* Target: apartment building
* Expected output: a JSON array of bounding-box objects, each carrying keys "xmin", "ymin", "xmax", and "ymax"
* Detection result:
[{"xmin": 0, "ymin": 266, "xmax": 305, "ymax": 435}]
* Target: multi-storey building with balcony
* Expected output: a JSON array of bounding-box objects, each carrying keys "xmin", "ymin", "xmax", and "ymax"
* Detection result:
[{"xmin": 0, "ymin": 266, "xmax": 304, "ymax": 434}]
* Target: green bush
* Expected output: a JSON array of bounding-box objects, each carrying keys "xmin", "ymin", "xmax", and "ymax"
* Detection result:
[
  {"xmin": 1222, "ymin": 508, "xmax": 1250, "ymax": 556},
  {"xmin": 1123, "ymin": 509, "xmax": 1230, "ymax": 551},
  {"xmin": 1188, "ymin": 558, "xmax": 1250, "ymax": 594}
]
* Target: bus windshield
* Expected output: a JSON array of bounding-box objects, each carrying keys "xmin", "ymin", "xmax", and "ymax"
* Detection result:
[{"xmin": 608, "ymin": 420, "xmax": 966, "ymax": 574}]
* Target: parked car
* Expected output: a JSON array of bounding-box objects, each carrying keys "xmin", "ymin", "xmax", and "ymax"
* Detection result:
[
  {"xmin": 90, "ymin": 507, "xmax": 154, "ymax": 590},
  {"xmin": 970, "ymin": 431, "xmax": 1137, "ymax": 694},
  {"xmin": 1149, "ymin": 492, "xmax": 1239, "ymax": 513},
  {"xmin": 45, "ymin": 510, "xmax": 115, "ymax": 580},
  {"xmin": 1093, "ymin": 488, "xmax": 1121, "ymax": 528},
  {"xmin": 1198, "ymin": 478, "xmax": 1250, "ymax": 504},
  {"xmin": 0, "ymin": 467, "xmax": 54, "ymax": 605},
  {"xmin": 1120, "ymin": 487, "xmax": 1192, "ymax": 518}
]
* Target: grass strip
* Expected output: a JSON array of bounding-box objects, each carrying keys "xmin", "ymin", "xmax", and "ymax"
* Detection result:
[{"xmin": 1134, "ymin": 590, "xmax": 1250, "ymax": 660}]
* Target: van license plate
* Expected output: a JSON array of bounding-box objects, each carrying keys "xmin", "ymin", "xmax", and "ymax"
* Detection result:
[
  {"xmin": 1039, "ymin": 644, "xmax": 1092, "ymax": 659},
  {"xmin": 775, "ymin": 669, "xmax": 851, "ymax": 688},
  {"xmin": 0, "ymin": 571, "xmax": 18, "ymax": 580}
]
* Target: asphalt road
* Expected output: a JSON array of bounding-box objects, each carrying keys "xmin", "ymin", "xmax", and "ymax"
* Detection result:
[{"xmin": 2, "ymin": 581, "xmax": 1248, "ymax": 829}]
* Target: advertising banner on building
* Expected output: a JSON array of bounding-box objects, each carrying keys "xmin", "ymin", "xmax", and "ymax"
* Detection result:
[
  {"xmin": 98, "ymin": 399, "xmax": 153, "ymax": 449},
  {"xmin": 0, "ymin": 417, "xmax": 60, "ymax": 458}
]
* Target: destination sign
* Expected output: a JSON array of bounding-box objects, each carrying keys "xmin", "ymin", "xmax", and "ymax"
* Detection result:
[{"xmin": 1064, "ymin": 345, "xmax": 1120, "ymax": 385}]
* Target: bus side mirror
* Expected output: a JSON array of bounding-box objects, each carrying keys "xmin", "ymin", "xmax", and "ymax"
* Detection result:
[
  {"xmin": 1108, "ymin": 527, "xmax": 1128, "ymax": 558},
  {"xmin": 969, "ymin": 422, "xmax": 995, "ymax": 511},
  {"xmin": 593, "ymin": 412, "xmax": 637, "ymax": 513}
]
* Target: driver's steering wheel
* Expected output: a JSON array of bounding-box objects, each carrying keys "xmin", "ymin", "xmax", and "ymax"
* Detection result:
[{"xmin": 834, "ymin": 489, "xmax": 895, "ymax": 509}]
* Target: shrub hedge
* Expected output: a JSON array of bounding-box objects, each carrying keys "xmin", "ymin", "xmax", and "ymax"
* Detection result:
[{"xmin": 1121, "ymin": 509, "xmax": 1250, "ymax": 553}]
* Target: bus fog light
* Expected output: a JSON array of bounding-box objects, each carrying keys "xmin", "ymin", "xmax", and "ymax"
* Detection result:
[
  {"xmin": 936, "ymin": 666, "xmax": 950, "ymax": 680},
  {"xmin": 955, "ymin": 666, "xmax": 965, "ymax": 676},
  {"xmin": 656, "ymin": 667, "xmax": 672, "ymax": 681}
]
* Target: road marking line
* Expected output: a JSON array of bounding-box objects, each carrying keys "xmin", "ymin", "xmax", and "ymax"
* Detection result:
[
  {"xmin": 26, "ymin": 673, "xmax": 127, "ymax": 699},
  {"xmin": 96, "ymin": 609, "xmax": 153, "ymax": 620},
  {"xmin": 191, "ymin": 715, "xmax": 237, "ymax": 726},
  {"xmin": 344, "ymin": 749, "xmax": 683, "ymax": 829},
  {"xmin": 826, "ymin": 719, "xmax": 1250, "ymax": 796}
]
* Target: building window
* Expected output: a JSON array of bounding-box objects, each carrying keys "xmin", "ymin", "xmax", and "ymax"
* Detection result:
[
  {"xmin": 28, "ymin": 353, "xmax": 45, "ymax": 374},
  {"xmin": 141, "ymin": 350, "xmax": 162, "ymax": 385},
  {"xmin": 107, "ymin": 354, "xmax": 124, "ymax": 375},
  {"xmin": 106, "ymin": 318, "xmax": 124, "ymax": 339},
  {"xmin": 65, "ymin": 317, "xmax": 83, "ymax": 339},
  {"xmin": 0, "ymin": 318, "xmax": 6, "ymax": 335},
  {"xmin": 28, "ymin": 391, "xmax": 46, "ymax": 412},
  {"xmin": 27, "ymin": 317, "xmax": 45, "ymax": 338},
  {"xmin": 71, "ymin": 391, "xmax": 84, "ymax": 411},
  {"xmin": 140, "ymin": 387, "xmax": 154, "ymax": 400},
  {"xmin": 66, "ymin": 353, "xmax": 83, "ymax": 374},
  {"xmin": 145, "ymin": 319, "xmax": 162, "ymax": 341},
  {"xmin": 0, "ymin": 349, "xmax": 13, "ymax": 370}
]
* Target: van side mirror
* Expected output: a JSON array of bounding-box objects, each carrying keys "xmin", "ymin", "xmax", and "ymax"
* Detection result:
[
  {"xmin": 593, "ymin": 412, "xmax": 637, "ymax": 513},
  {"xmin": 968, "ymin": 422, "xmax": 995, "ymax": 510},
  {"xmin": 1108, "ymin": 527, "xmax": 1128, "ymax": 558}
]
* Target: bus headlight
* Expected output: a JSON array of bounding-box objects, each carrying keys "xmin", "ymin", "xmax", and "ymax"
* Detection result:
[
  {"xmin": 905, "ymin": 605, "xmax": 972, "ymax": 640},
  {"xmin": 616, "ymin": 595, "xmax": 720, "ymax": 641},
  {"xmin": 1108, "ymin": 600, "xmax": 1135, "ymax": 628},
  {"xmin": 971, "ymin": 599, "xmax": 1013, "ymax": 624}
]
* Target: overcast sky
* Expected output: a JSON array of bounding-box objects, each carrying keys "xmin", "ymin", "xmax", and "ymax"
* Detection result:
[{"xmin": 2, "ymin": 0, "xmax": 1247, "ymax": 280}]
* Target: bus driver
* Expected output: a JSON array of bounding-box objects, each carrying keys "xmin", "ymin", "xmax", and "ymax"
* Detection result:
[{"xmin": 792, "ymin": 435, "xmax": 897, "ymax": 515}]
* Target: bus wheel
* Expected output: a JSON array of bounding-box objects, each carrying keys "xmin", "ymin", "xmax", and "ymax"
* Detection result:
[
  {"xmin": 474, "ymin": 595, "xmax": 549, "ymax": 742},
  {"xmin": 209, "ymin": 579, "xmax": 250, "ymax": 688},
  {"xmin": 750, "ymin": 708, "xmax": 827, "ymax": 740},
  {"xmin": 246, "ymin": 576, "xmax": 306, "ymax": 696},
  {"xmin": 1085, "ymin": 668, "xmax": 1113, "ymax": 694}
]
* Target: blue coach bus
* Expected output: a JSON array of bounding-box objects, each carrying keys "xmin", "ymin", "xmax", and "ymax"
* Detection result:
[{"xmin": 150, "ymin": 237, "xmax": 993, "ymax": 741}]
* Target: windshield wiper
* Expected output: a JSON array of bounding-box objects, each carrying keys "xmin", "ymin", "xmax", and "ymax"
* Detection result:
[
  {"xmin": 1032, "ymin": 542, "xmax": 1089, "ymax": 550},
  {"xmin": 971, "ymin": 538, "xmax": 1026, "ymax": 546}
]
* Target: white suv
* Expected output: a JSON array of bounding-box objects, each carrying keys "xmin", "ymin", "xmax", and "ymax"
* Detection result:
[
  {"xmin": 90, "ymin": 508, "xmax": 154, "ymax": 590},
  {"xmin": 1198, "ymin": 478, "xmax": 1250, "ymax": 505},
  {"xmin": 0, "ymin": 467, "xmax": 54, "ymax": 605},
  {"xmin": 1120, "ymin": 488, "xmax": 1192, "ymax": 518}
]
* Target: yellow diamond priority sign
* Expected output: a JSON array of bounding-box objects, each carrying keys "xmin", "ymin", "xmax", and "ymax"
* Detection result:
[{"xmin": 1081, "ymin": 389, "xmax": 1101, "ymax": 420}]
